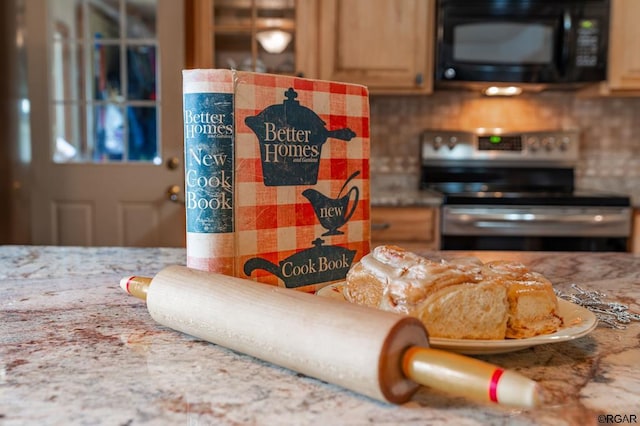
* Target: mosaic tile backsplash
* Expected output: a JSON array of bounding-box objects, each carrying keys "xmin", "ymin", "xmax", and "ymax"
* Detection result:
[{"xmin": 369, "ymin": 91, "xmax": 640, "ymax": 205}]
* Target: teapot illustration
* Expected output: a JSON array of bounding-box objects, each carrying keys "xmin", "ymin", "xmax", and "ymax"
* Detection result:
[
  {"xmin": 302, "ymin": 171, "xmax": 360, "ymax": 236},
  {"xmin": 244, "ymin": 87, "xmax": 356, "ymax": 186}
]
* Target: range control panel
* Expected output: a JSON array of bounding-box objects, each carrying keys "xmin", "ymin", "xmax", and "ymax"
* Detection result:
[{"xmin": 420, "ymin": 129, "xmax": 579, "ymax": 164}]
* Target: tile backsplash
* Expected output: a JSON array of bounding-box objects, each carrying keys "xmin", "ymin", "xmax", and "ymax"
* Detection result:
[{"xmin": 369, "ymin": 90, "xmax": 640, "ymax": 204}]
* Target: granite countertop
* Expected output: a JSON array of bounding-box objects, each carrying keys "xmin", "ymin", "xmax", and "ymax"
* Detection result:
[
  {"xmin": 2, "ymin": 246, "xmax": 639, "ymax": 425},
  {"xmin": 371, "ymin": 188, "xmax": 443, "ymax": 207}
]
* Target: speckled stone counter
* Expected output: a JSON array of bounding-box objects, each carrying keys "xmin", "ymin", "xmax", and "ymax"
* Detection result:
[
  {"xmin": 1, "ymin": 246, "xmax": 639, "ymax": 425},
  {"xmin": 371, "ymin": 188, "xmax": 443, "ymax": 207}
]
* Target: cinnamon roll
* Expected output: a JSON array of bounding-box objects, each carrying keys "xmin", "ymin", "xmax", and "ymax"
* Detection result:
[{"xmin": 343, "ymin": 246, "xmax": 562, "ymax": 340}]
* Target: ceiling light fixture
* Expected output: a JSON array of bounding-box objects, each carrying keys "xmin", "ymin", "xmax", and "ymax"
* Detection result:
[{"xmin": 256, "ymin": 30, "xmax": 292, "ymax": 54}]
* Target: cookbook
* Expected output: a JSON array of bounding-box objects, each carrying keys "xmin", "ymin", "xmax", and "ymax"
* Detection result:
[{"xmin": 182, "ymin": 69, "xmax": 370, "ymax": 292}]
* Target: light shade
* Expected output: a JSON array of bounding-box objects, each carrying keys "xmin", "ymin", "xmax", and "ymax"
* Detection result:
[{"xmin": 256, "ymin": 30, "xmax": 292, "ymax": 54}]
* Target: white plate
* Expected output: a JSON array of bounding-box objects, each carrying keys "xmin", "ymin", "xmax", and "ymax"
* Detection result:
[{"xmin": 316, "ymin": 282, "xmax": 598, "ymax": 355}]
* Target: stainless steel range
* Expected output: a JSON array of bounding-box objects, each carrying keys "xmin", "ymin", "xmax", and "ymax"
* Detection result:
[{"xmin": 420, "ymin": 129, "xmax": 632, "ymax": 251}]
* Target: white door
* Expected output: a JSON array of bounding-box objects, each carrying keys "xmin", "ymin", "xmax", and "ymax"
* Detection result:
[{"xmin": 25, "ymin": 0, "xmax": 185, "ymax": 247}]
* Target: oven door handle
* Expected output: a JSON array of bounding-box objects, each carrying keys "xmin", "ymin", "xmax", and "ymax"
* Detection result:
[
  {"xmin": 449, "ymin": 212, "xmax": 627, "ymax": 226},
  {"xmin": 443, "ymin": 209, "xmax": 631, "ymax": 237}
]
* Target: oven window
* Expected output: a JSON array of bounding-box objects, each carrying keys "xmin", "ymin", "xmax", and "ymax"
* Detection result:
[{"xmin": 453, "ymin": 23, "xmax": 553, "ymax": 64}]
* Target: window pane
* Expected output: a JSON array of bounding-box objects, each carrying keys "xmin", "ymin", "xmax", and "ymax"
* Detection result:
[
  {"xmin": 127, "ymin": 106, "xmax": 157, "ymax": 161},
  {"xmin": 52, "ymin": 41, "xmax": 87, "ymax": 102},
  {"xmin": 94, "ymin": 103, "xmax": 125, "ymax": 161},
  {"xmin": 89, "ymin": 0, "xmax": 120, "ymax": 39},
  {"xmin": 53, "ymin": 103, "xmax": 86, "ymax": 163},
  {"xmin": 126, "ymin": 46, "xmax": 156, "ymax": 100},
  {"xmin": 126, "ymin": 0, "xmax": 156, "ymax": 38},
  {"xmin": 93, "ymin": 44, "xmax": 122, "ymax": 100}
]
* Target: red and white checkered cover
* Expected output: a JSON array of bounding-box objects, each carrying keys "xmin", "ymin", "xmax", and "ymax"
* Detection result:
[{"xmin": 184, "ymin": 70, "xmax": 370, "ymax": 291}]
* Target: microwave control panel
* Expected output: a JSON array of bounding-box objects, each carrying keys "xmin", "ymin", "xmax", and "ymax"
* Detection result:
[{"xmin": 576, "ymin": 19, "xmax": 601, "ymax": 67}]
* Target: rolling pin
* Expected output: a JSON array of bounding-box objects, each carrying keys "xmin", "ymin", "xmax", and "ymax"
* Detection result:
[{"xmin": 120, "ymin": 265, "xmax": 541, "ymax": 408}]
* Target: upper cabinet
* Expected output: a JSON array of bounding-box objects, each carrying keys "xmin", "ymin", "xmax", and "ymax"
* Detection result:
[
  {"xmin": 606, "ymin": 0, "xmax": 640, "ymax": 91},
  {"xmin": 186, "ymin": 0, "xmax": 317, "ymax": 76},
  {"xmin": 186, "ymin": 0, "xmax": 435, "ymax": 94},
  {"xmin": 317, "ymin": 0, "xmax": 435, "ymax": 94}
]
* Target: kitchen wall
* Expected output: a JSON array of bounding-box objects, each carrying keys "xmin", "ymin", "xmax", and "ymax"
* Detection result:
[{"xmin": 369, "ymin": 91, "xmax": 640, "ymax": 203}]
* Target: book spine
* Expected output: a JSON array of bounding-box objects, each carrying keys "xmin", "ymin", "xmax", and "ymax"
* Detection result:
[{"xmin": 182, "ymin": 69, "xmax": 235, "ymax": 274}]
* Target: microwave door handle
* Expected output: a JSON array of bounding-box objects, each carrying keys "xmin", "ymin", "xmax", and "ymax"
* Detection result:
[{"xmin": 559, "ymin": 11, "xmax": 573, "ymax": 76}]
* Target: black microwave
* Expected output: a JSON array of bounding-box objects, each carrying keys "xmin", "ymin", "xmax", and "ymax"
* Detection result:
[{"xmin": 435, "ymin": 0, "xmax": 610, "ymax": 90}]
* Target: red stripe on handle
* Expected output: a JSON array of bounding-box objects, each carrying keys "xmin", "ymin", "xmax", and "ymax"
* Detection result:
[
  {"xmin": 125, "ymin": 277, "xmax": 135, "ymax": 294},
  {"xmin": 489, "ymin": 368, "xmax": 504, "ymax": 403}
]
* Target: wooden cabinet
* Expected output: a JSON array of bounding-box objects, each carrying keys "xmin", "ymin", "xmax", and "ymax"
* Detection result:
[
  {"xmin": 186, "ymin": 0, "xmax": 317, "ymax": 76},
  {"xmin": 187, "ymin": 0, "xmax": 436, "ymax": 94},
  {"xmin": 317, "ymin": 0, "xmax": 435, "ymax": 94},
  {"xmin": 607, "ymin": 0, "xmax": 640, "ymax": 91},
  {"xmin": 371, "ymin": 206, "xmax": 440, "ymax": 251},
  {"xmin": 632, "ymin": 209, "xmax": 640, "ymax": 254}
]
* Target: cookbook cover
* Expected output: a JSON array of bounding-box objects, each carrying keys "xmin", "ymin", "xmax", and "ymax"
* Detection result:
[{"xmin": 182, "ymin": 69, "xmax": 370, "ymax": 292}]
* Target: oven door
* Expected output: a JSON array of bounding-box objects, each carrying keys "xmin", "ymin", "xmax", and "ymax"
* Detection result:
[{"xmin": 441, "ymin": 205, "xmax": 631, "ymax": 252}]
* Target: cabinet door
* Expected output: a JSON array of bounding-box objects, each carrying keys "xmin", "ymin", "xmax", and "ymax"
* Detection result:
[
  {"xmin": 371, "ymin": 207, "xmax": 439, "ymax": 250},
  {"xmin": 608, "ymin": 0, "xmax": 640, "ymax": 90},
  {"xmin": 318, "ymin": 0, "xmax": 434, "ymax": 93},
  {"xmin": 632, "ymin": 209, "xmax": 640, "ymax": 254},
  {"xmin": 186, "ymin": 0, "xmax": 317, "ymax": 77}
]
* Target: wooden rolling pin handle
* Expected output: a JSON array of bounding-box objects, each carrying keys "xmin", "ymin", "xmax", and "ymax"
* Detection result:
[
  {"xmin": 120, "ymin": 276, "xmax": 151, "ymax": 300},
  {"xmin": 403, "ymin": 347, "xmax": 541, "ymax": 408}
]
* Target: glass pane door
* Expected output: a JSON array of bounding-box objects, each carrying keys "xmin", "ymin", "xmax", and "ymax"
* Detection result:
[
  {"xmin": 50, "ymin": 0, "xmax": 160, "ymax": 163},
  {"xmin": 213, "ymin": 0, "xmax": 295, "ymax": 74}
]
